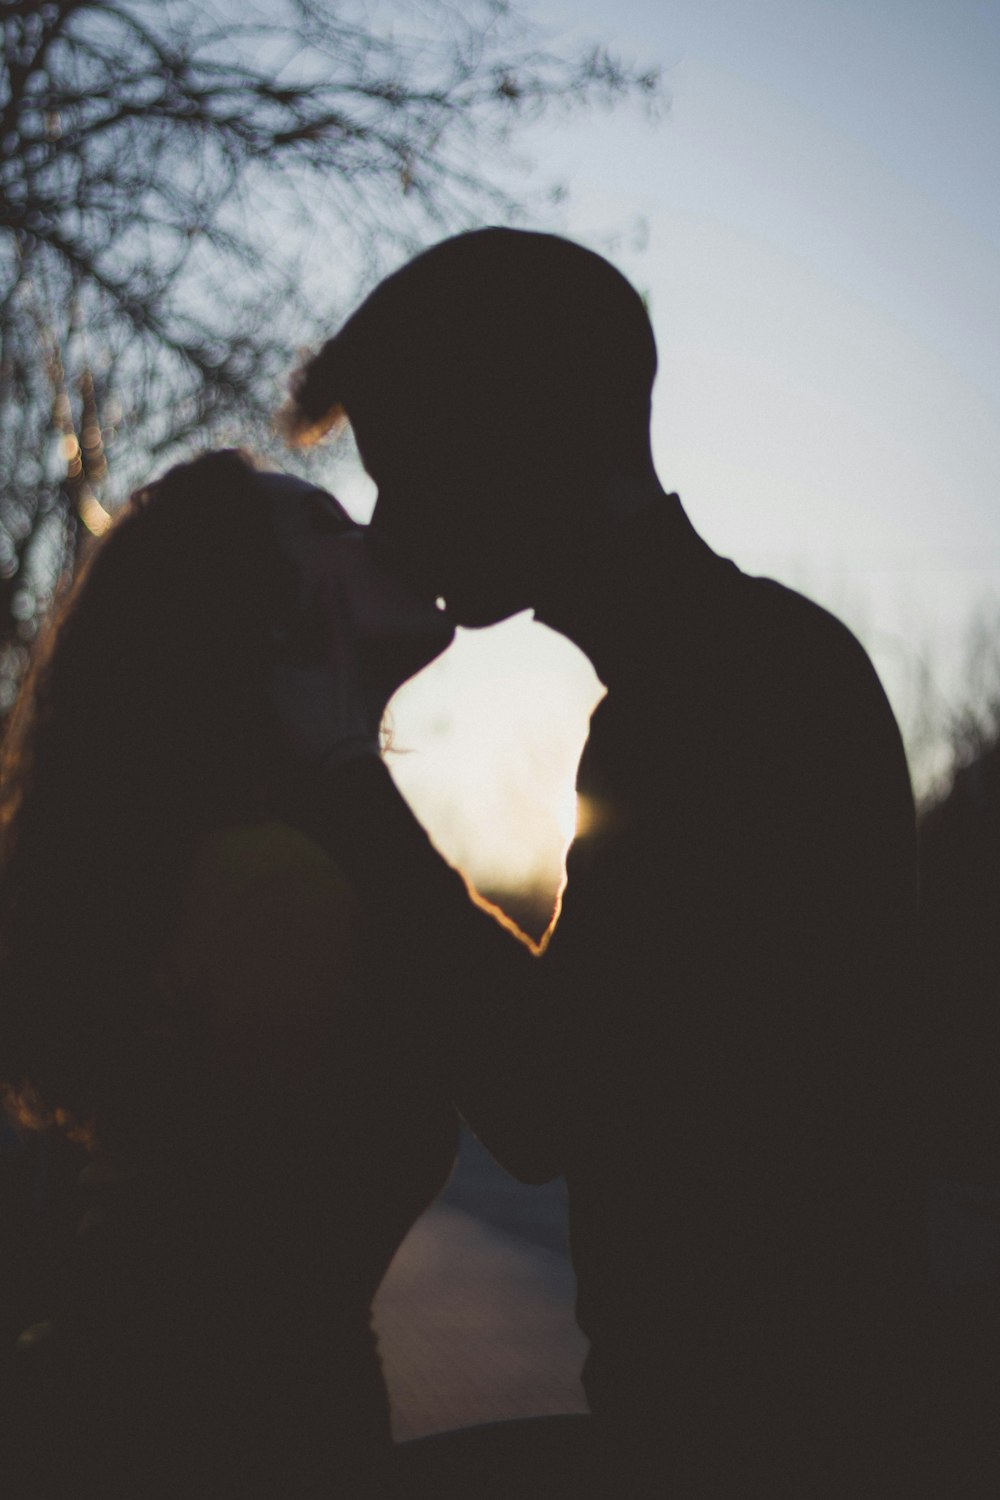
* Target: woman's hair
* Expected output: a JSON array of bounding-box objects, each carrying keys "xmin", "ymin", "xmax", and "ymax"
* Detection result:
[{"xmin": 0, "ymin": 449, "xmax": 297, "ymax": 1147}]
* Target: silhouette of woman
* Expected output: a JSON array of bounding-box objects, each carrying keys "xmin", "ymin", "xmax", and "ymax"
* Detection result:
[{"xmin": 0, "ymin": 449, "xmax": 457, "ymax": 1497}]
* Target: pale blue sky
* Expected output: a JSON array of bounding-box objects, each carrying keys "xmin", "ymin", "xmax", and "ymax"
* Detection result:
[
  {"xmin": 531, "ymin": 0, "xmax": 1000, "ymax": 600},
  {"xmin": 336, "ymin": 0, "xmax": 1000, "ymax": 895}
]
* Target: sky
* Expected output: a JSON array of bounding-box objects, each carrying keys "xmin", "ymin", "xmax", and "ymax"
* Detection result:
[{"xmin": 325, "ymin": 0, "xmax": 1000, "ymax": 905}]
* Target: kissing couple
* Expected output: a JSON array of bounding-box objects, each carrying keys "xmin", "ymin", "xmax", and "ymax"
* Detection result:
[{"xmin": 2, "ymin": 229, "xmax": 931, "ymax": 1497}]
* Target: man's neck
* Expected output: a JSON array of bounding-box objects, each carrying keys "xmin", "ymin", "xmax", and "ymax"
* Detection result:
[{"xmin": 533, "ymin": 476, "xmax": 698, "ymax": 677}]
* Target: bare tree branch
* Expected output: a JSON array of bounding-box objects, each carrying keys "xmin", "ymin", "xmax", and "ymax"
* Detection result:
[{"xmin": 0, "ymin": 0, "xmax": 664, "ymax": 706}]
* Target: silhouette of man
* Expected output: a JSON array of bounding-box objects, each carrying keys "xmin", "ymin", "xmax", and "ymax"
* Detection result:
[{"xmin": 281, "ymin": 230, "xmax": 930, "ymax": 1493}]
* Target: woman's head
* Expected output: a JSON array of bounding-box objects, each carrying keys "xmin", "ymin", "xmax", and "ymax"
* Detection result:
[
  {"xmin": 263, "ymin": 471, "xmax": 455, "ymax": 699},
  {"xmin": 0, "ymin": 448, "xmax": 445, "ymax": 1144},
  {"xmin": 0, "ymin": 450, "xmax": 293, "ymax": 1139}
]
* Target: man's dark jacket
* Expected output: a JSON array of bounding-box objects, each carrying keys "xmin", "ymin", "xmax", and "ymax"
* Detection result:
[{"xmin": 304, "ymin": 499, "xmax": 930, "ymax": 1493}]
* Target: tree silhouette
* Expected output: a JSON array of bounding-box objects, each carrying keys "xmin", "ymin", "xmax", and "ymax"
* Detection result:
[{"xmin": 0, "ymin": 0, "xmax": 661, "ymax": 704}]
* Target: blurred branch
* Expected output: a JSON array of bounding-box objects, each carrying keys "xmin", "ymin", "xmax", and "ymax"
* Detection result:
[
  {"xmin": 906, "ymin": 600, "xmax": 1000, "ymax": 815},
  {"xmin": 0, "ymin": 0, "xmax": 665, "ymax": 705}
]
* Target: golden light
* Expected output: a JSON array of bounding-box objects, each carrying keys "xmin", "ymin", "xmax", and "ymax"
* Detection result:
[
  {"xmin": 556, "ymin": 782, "xmax": 579, "ymax": 847},
  {"xmin": 388, "ymin": 615, "xmax": 604, "ymax": 912},
  {"xmin": 59, "ymin": 433, "xmax": 80, "ymax": 461},
  {"xmin": 1, "ymin": 1081, "xmax": 96, "ymax": 1149},
  {"xmin": 574, "ymin": 796, "xmax": 602, "ymax": 840}
]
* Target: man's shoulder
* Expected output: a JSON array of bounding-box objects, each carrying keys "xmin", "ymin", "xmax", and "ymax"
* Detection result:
[
  {"xmin": 589, "ymin": 562, "xmax": 904, "ymax": 788},
  {"xmin": 740, "ymin": 571, "xmax": 865, "ymax": 663},
  {"xmin": 738, "ymin": 572, "xmax": 892, "ymax": 723},
  {"xmin": 733, "ymin": 574, "xmax": 914, "ymax": 828},
  {"xmin": 641, "ymin": 557, "xmax": 888, "ymax": 718}
]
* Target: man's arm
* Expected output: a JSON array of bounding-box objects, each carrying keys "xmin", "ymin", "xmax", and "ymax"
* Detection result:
[{"xmin": 283, "ymin": 754, "xmax": 566, "ymax": 1182}]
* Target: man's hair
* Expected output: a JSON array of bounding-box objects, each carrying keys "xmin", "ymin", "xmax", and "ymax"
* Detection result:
[{"xmin": 283, "ymin": 228, "xmax": 658, "ymax": 483}]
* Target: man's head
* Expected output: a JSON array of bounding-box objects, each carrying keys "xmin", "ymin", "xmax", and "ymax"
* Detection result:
[{"xmin": 283, "ymin": 228, "xmax": 658, "ymax": 625}]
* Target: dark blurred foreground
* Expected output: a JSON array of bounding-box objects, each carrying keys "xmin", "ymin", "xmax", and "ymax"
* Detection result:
[{"xmin": 3, "ymin": 733, "xmax": 1000, "ymax": 1478}]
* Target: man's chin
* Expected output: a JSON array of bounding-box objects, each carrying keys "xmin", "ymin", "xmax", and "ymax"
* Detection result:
[
  {"xmin": 361, "ymin": 622, "xmax": 455, "ymax": 693},
  {"xmin": 447, "ymin": 593, "xmax": 533, "ymax": 630}
]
